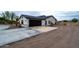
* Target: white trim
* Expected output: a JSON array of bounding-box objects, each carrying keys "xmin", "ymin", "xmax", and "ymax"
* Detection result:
[{"xmin": 42, "ymin": 20, "xmax": 45, "ymax": 26}]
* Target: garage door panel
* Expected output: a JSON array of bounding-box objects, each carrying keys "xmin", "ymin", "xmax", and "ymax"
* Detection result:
[{"xmin": 29, "ymin": 20, "xmax": 41, "ymax": 26}]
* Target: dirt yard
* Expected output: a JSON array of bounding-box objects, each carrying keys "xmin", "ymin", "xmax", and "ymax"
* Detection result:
[{"xmin": 1, "ymin": 23, "xmax": 79, "ymax": 48}]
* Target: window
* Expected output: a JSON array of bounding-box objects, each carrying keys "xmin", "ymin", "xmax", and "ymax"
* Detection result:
[{"xmin": 21, "ymin": 20, "xmax": 23, "ymax": 24}]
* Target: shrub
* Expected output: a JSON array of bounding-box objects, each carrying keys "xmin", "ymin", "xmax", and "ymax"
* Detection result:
[
  {"xmin": 63, "ymin": 22, "xmax": 67, "ymax": 26},
  {"xmin": 0, "ymin": 17, "xmax": 6, "ymax": 24},
  {"xmin": 63, "ymin": 20, "xmax": 68, "ymax": 22}
]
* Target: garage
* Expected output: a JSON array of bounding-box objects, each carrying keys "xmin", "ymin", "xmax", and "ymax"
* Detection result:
[{"xmin": 29, "ymin": 20, "xmax": 42, "ymax": 26}]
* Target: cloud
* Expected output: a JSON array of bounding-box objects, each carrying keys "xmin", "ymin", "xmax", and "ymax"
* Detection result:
[
  {"xmin": 52, "ymin": 11, "xmax": 79, "ymax": 20},
  {"xmin": 14, "ymin": 11, "xmax": 41, "ymax": 16}
]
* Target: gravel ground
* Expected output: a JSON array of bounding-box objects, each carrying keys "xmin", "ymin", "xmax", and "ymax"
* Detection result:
[{"xmin": 1, "ymin": 23, "xmax": 79, "ymax": 48}]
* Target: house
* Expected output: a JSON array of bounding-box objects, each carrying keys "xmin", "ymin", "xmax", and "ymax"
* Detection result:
[{"xmin": 19, "ymin": 15, "xmax": 57, "ymax": 27}]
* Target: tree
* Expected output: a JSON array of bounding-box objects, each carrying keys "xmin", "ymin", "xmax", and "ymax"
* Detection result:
[
  {"xmin": 11, "ymin": 12, "xmax": 17, "ymax": 20},
  {"xmin": 1, "ymin": 11, "xmax": 17, "ymax": 20},
  {"xmin": 15, "ymin": 17, "xmax": 19, "ymax": 26},
  {"xmin": 71, "ymin": 18, "xmax": 78, "ymax": 23},
  {"xmin": 1, "ymin": 11, "xmax": 19, "ymax": 25},
  {"xmin": 1, "ymin": 11, "xmax": 10, "ymax": 20}
]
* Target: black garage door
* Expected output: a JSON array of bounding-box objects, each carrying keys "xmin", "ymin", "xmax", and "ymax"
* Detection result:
[{"xmin": 29, "ymin": 20, "xmax": 41, "ymax": 26}]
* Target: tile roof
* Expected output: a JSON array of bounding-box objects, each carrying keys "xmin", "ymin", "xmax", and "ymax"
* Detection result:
[{"xmin": 20, "ymin": 15, "xmax": 57, "ymax": 21}]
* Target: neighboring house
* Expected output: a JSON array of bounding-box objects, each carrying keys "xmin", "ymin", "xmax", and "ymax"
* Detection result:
[{"xmin": 19, "ymin": 15, "xmax": 57, "ymax": 27}]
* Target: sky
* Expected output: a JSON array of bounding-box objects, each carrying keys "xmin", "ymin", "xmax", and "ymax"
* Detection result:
[
  {"xmin": 0, "ymin": 0, "xmax": 79, "ymax": 21},
  {"xmin": 0, "ymin": 11, "xmax": 79, "ymax": 21}
]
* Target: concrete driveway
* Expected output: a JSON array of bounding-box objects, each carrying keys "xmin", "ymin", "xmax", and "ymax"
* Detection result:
[
  {"xmin": 0, "ymin": 28, "xmax": 40, "ymax": 46},
  {"xmin": 0, "ymin": 25, "xmax": 10, "ymax": 31},
  {"xmin": 31, "ymin": 26, "xmax": 58, "ymax": 33}
]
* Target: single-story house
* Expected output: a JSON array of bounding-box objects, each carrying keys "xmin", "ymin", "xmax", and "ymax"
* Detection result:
[{"xmin": 19, "ymin": 15, "xmax": 57, "ymax": 27}]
